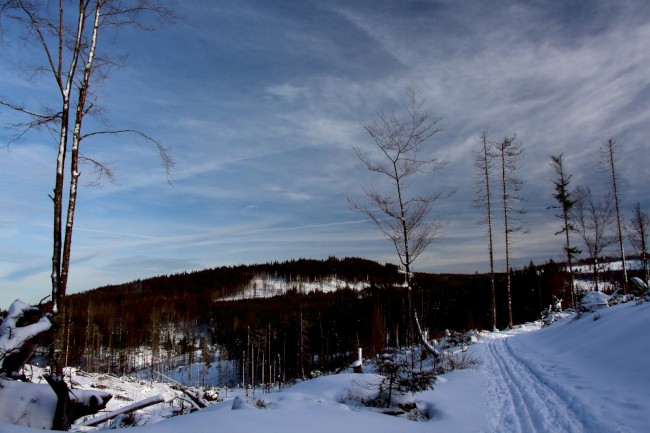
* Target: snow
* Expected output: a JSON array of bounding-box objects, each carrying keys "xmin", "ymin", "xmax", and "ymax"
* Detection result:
[
  {"xmin": 0, "ymin": 381, "xmax": 57, "ymax": 430},
  {"xmin": 579, "ymin": 290, "xmax": 610, "ymax": 310},
  {"xmin": 219, "ymin": 274, "xmax": 368, "ymax": 301},
  {"xmin": 571, "ymin": 258, "xmax": 647, "ymax": 273},
  {"xmin": 0, "ymin": 300, "xmax": 51, "ymax": 371},
  {"xmin": 1, "ymin": 299, "xmax": 649, "ymax": 432}
]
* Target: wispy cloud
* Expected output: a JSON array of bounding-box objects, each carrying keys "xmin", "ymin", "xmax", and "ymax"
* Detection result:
[{"xmin": 1, "ymin": 0, "xmax": 649, "ymax": 306}]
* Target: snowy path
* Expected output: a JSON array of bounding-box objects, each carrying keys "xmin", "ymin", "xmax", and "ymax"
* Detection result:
[
  {"xmin": 480, "ymin": 304, "xmax": 650, "ymax": 433},
  {"xmin": 484, "ymin": 337, "xmax": 592, "ymax": 433}
]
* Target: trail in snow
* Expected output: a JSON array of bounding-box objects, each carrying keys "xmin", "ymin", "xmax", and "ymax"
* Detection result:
[
  {"xmin": 480, "ymin": 303, "xmax": 650, "ymax": 433},
  {"xmin": 485, "ymin": 337, "xmax": 591, "ymax": 433}
]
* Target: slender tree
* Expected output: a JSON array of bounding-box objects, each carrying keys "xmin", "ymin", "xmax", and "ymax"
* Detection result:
[
  {"xmin": 549, "ymin": 154, "xmax": 579, "ymax": 307},
  {"xmin": 349, "ymin": 86, "xmax": 452, "ymax": 358},
  {"xmin": 473, "ymin": 131, "xmax": 497, "ymax": 330},
  {"xmin": 599, "ymin": 138, "xmax": 628, "ymax": 292},
  {"xmin": 495, "ymin": 135, "xmax": 525, "ymax": 327},
  {"xmin": 0, "ymin": 1, "xmax": 174, "ymax": 313},
  {"xmin": 571, "ymin": 186, "xmax": 616, "ymax": 292},
  {"xmin": 628, "ymin": 202, "xmax": 649, "ymax": 284}
]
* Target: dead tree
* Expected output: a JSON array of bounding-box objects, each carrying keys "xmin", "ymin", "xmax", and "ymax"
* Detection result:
[
  {"xmin": 0, "ymin": 0, "xmax": 174, "ymax": 315},
  {"xmin": 495, "ymin": 135, "xmax": 526, "ymax": 327},
  {"xmin": 599, "ymin": 138, "xmax": 628, "ymax": 292},
  {"xmin": 349, "ymin": 86, "xmax": 452, "ymax": 359},
  {"xmin": 628, "ymin": 202, "xmax": 649, "ymax": 284},
  {"xmin": 571, "ymin": 186, "xmax": 616, "ymax": 292},
  {"xmin": 473, "ymin": 131, "xmax": 497, "ymax": 330}
]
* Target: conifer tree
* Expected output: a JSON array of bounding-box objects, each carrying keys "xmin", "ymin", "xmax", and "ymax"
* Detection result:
[{"xmin": 549, "ymin": 154, "xmax": 579, "ymax": 307}]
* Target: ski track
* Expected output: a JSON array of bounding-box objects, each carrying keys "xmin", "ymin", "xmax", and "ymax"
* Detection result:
[{"xmin": 483, "ymin": 336, "xmax": 627, "ymax": 433}]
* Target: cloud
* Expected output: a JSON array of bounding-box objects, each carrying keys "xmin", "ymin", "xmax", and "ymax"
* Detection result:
[
  {"xmin": 1, "ymin": 0, "xmax": 649, "ymax": 306},
  {"xmin": 265, "ymin": 83, "xmax": 306, "ymax": 101}
]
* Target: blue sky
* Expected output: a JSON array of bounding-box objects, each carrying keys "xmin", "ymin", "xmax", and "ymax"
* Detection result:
[{"xmin": 1, "ymin": 0, "xmax": 650, "ymax": 307}]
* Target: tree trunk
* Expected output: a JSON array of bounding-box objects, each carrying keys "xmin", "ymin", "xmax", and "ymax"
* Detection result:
[
  {"xmin": 51, "ymin": 0, "xmax": 87, "ymax": 314},
  {"xmin": 602, "ymin": 139, "xmax": 628, "ymax": 293},
  {"xmin": 61, "ymin": 0, "xmax": 102, "ymax": 301},
  {"xmin": 500, "ymin": 145, "xmax": 513, "ymax": 328}
]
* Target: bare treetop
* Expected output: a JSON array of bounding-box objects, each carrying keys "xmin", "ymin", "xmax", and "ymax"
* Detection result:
[{"xmin": 354, "ymin": 87, "xmax": 445, "ymax": 182}]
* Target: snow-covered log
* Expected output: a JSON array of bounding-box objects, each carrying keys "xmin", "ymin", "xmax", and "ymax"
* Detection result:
[
  {"xmin": 0, "ymin": 376, "xmax": 111, "ymax": 430},
  {"xmin": 182, "ymin": 388, "xmax": 209, "ymax": 410},
  {"xmin": 44, "ymin": 374, "xmax": 112, "ymax": 430},
  {"xmin": 79, "ymin": 395, "xmax": 164, "ymax": 427},
  {"xmin": 0, "ymin": 299, "xmax": 51, "ymax": 376},
  {"xmin": 630, "ymin": 277, "xmax": 648, "ymax": 292},
  {"xmin": 0, "ymin": 300, "xmax": 111, "ymax": 430}
]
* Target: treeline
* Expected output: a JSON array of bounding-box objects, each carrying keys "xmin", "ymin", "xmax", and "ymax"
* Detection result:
[{"xmin": 51, "ymin": 257, "xmax": 607, "ymax": 382}]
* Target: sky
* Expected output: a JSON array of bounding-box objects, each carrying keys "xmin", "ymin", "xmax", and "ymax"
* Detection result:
[{"xmin": 1, "ymin": 0, "xmax": 649, "ymax": 307}]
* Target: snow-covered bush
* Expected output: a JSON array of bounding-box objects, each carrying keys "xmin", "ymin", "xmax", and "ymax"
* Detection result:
[
  {"xmin": 433, "ymin": 349, "xmax": 480, "ymax": 374},
  {"xmin": 434, "ymin": 329, "xmax": 475, "ymax": 351},
  {"xmin": 579, "ymin": 291, "xmax": 610, "ymax": 312},
  {"xmin": 356, "ymin": 352, "xmax": 436, "ymax": 411},
  {"xmin": 540, "ymin": 296, "xmax": 570, "ymax": 327}
]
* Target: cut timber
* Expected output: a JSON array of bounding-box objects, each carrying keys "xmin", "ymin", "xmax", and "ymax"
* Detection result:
[
  {"xmin": 182, "ymin": 388, "xmax": 209, "ymax": 409},
  {"xmin": 79, "ymin": 395, "xmax": 164, "ymax": 427}
]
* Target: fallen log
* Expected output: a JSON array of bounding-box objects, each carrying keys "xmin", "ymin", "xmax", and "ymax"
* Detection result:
[
  {"xmin": 79, "ymin": 395, "xmax": 164, "ymax": 427},
  {"xmin": 182, "ymin": 388, "xmax": 209, "ymax": 409}
]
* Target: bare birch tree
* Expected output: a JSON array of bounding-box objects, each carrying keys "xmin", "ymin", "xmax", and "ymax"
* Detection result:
[
  {"xmin": 473, "ymin": 131, "xmax": 497, "ymax": 330},
  {"xmin": 549, "ymin": 154, "xmax": 579, "ymax": 307},
  {"xmin": 349, "ymin": 86, "xmax": 452, "ymax": 358},
  {"xmin": 571, "ymin": 186, "xmax": 615, "ymax": 292},
  {"xmin": 495, "ymin": 135, "xmax": 525, "ymax": 327},
  {"xmin": 628, "ymin": 202, "xmax": 649, "ymax": 284},
  {"xmin": 0, "ymin": 0, "xmax": 174, "ymax": 313},
  {"xmin": 599, "ymin": 138, "xmax": 628, "ymax": 292}
]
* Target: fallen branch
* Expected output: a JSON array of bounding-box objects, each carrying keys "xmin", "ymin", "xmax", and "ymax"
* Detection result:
[{"xmin": 79, "ymin": 395, "xmax": 164, "ymax": 427}]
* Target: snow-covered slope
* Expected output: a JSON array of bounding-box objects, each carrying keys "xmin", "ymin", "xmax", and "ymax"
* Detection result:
[
  {"xmin": 1, "ymin": 299, "xmax": 648, "ymax": 433},
  {"xmin": 218, "ymin": 274, "xmax": 368, "ymax": 301},
  {"xmin": 481, "ymin": 301, "xmax": 650, "ymax": 432}
]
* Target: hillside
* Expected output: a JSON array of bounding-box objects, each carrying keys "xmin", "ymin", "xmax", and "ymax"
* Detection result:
[
  {"xmin": 3, "ymin": 296, "xmax": 648, "ymax": 432},
  {"xmin": 44, "ymin": 256, "xmax": 637, "ymax": 383}
]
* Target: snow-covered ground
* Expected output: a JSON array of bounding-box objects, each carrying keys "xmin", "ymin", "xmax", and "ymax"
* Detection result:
[
  {"xmin": 1, "ymin": 299, "xmax": 649, "ymax": 433},
  {"xmin": 218, "ymin": 274, "xmax": 369, "ymax": 301},
  {"xmin": 571, "ymin": 258, "xmax": 647, "ymax": 274}
]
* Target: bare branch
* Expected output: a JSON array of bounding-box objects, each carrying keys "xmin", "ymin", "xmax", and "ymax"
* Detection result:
[
  {"xmin": 81, "ymin": 128, "xmax": 174, "ymax": 182},
  {"xmin": 78, "ymin": 155, "xmax": 116, "ymax": 186},
  {"xmin": 0, "ymin": 99, "xmax": 58, "ymax": 120},
  {"xmin": 571, "ymin": 185, "xmax": 616, "ymax": 291}
]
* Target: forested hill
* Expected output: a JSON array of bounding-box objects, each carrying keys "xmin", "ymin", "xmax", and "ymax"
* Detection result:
[
  {"xmin": 56, "ymin": 257, "xmax": 567, "ymax": 379},
  {"xmin": 77, "ymin": 256, "xmax": 402, "ymax": 301}
]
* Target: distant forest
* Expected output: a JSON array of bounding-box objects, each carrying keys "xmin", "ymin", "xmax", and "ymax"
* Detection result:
[{"xmin": 48, "ymin": 256, "xmax": 628, "ymax": 382}]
